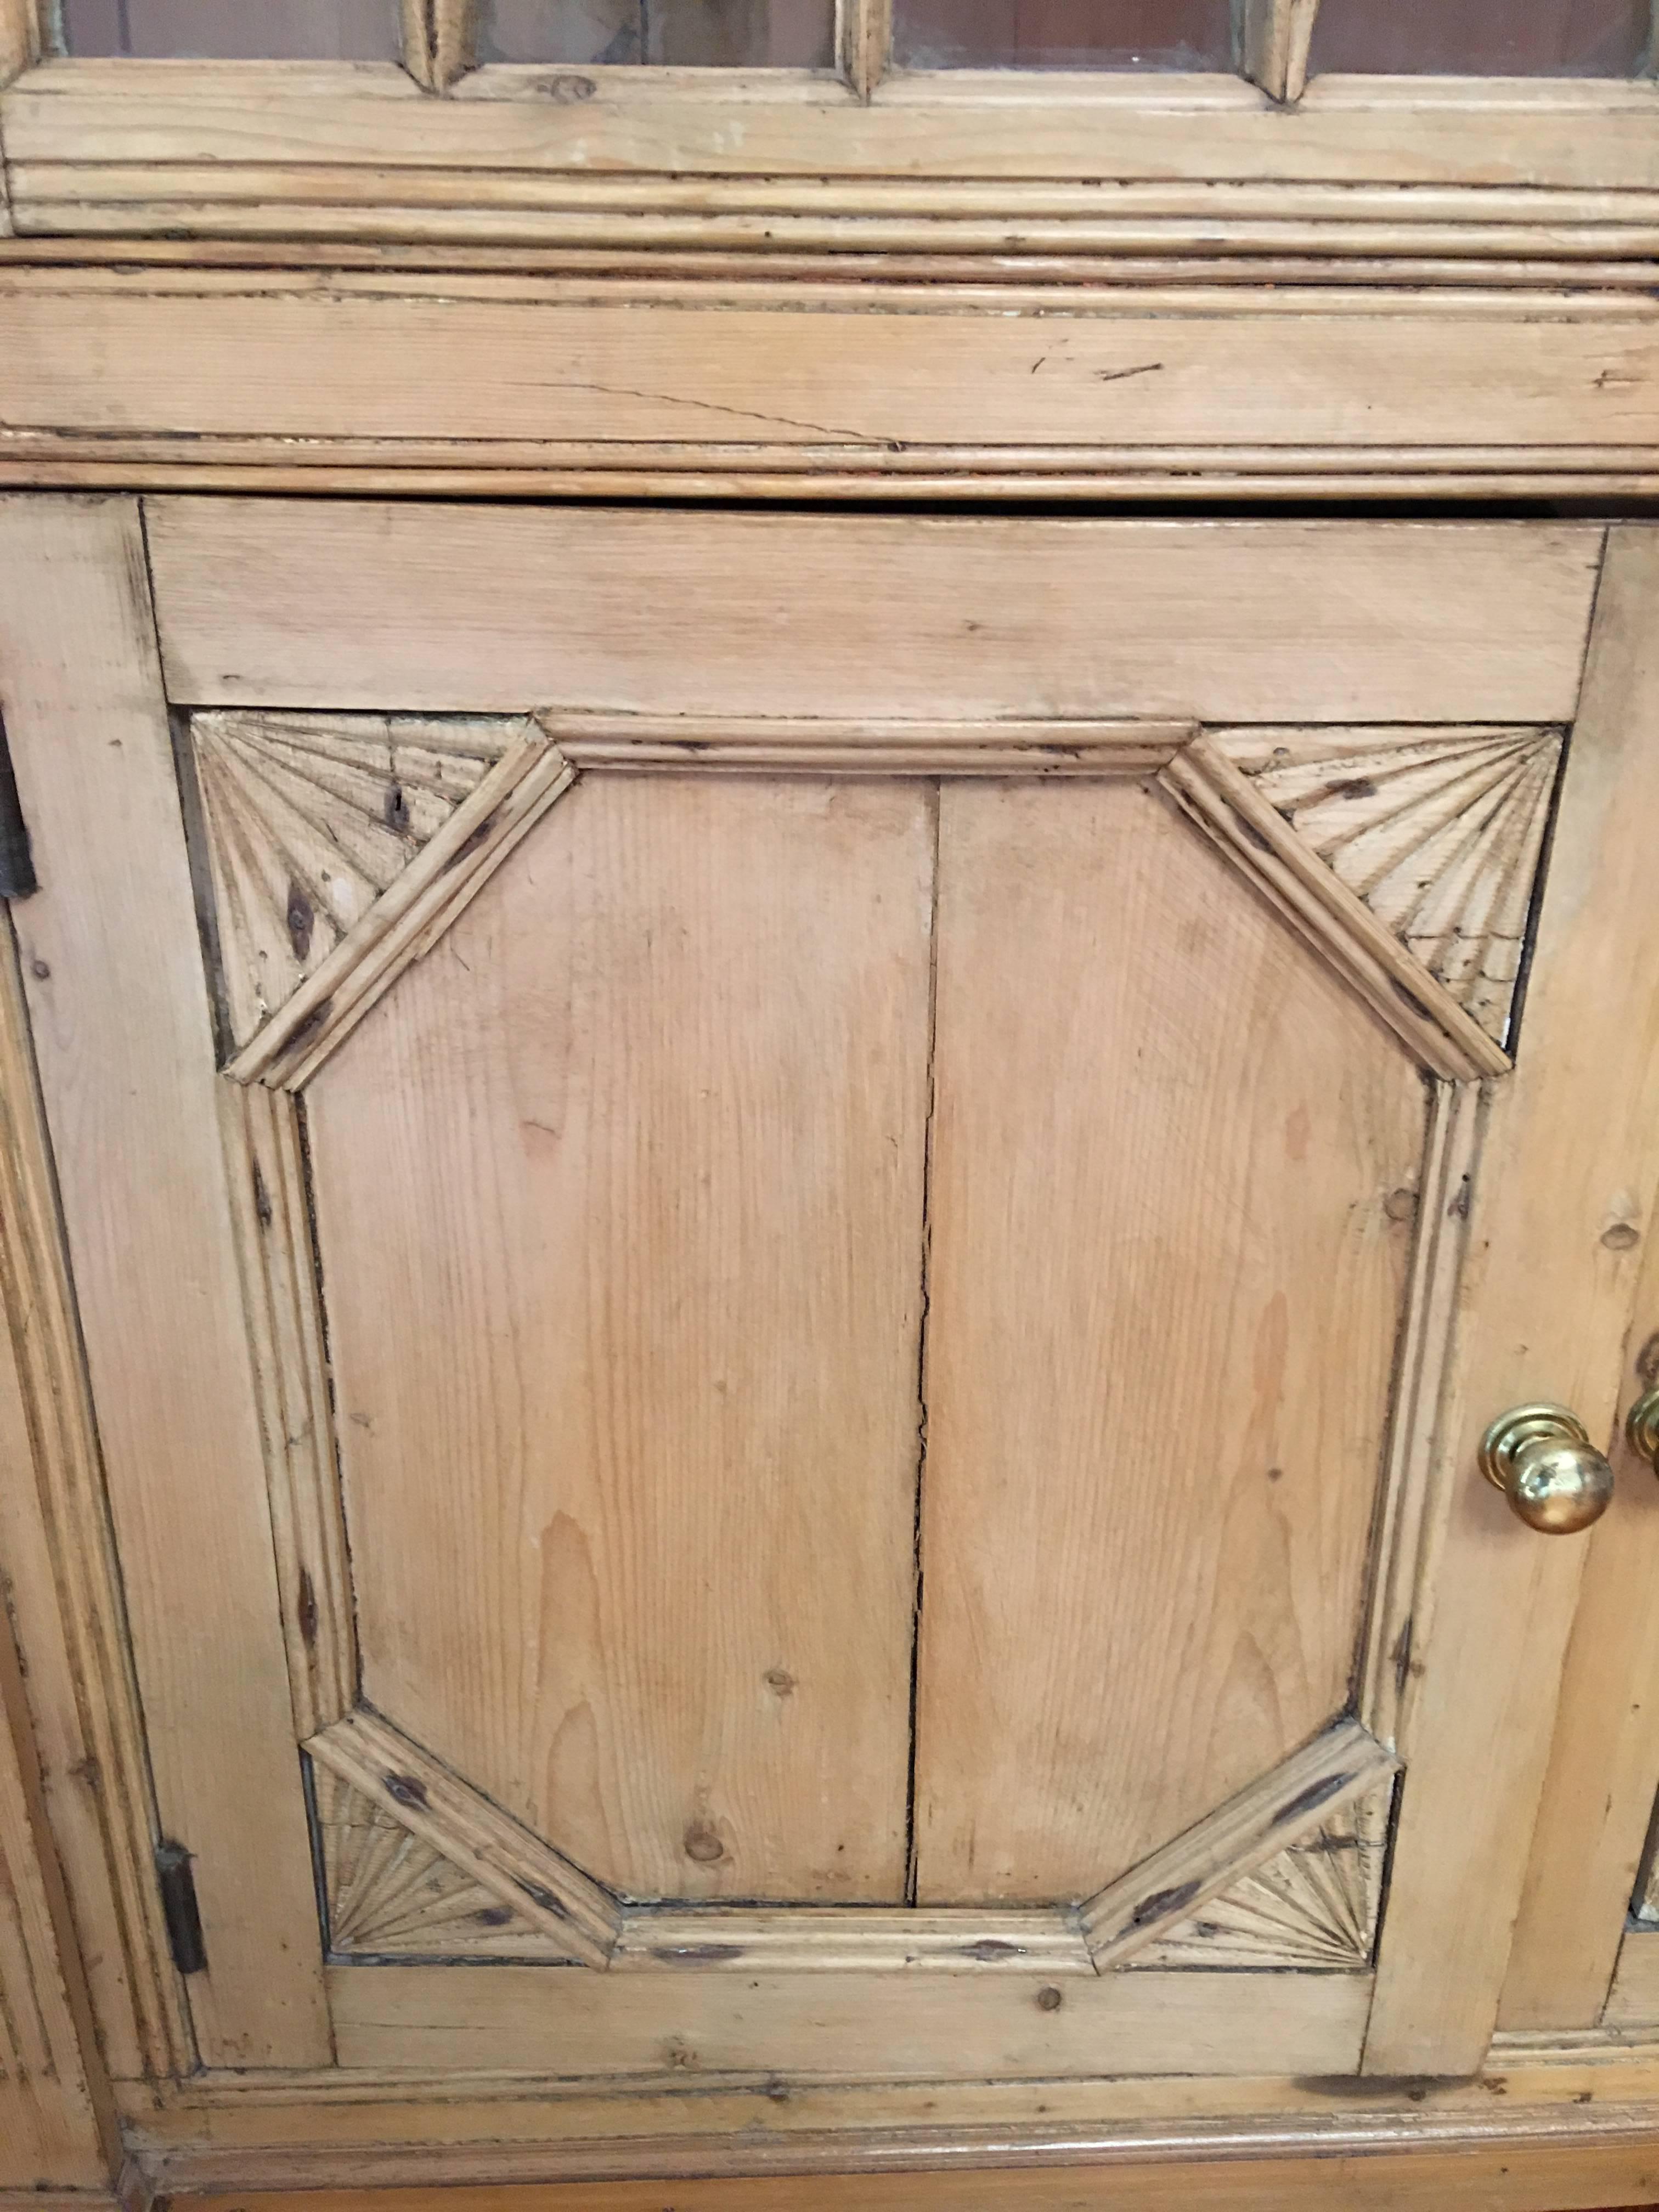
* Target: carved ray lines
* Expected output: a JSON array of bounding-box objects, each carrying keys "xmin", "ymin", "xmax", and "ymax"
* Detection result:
[
  {"xmin": 311, "ymin": 1765, "xmax": 572, "ymax": 1961},
  {"xmin": 1133, "ymin": 1779, "xmax": 1394, "ymax": 1972},
  {"xmin": 1218, "ymin": 728, "xmax": 1563, "ymax": 1049},
  {"xmin": 191, "ymin": 712, "xmax": 515, "ymax": 1047}
]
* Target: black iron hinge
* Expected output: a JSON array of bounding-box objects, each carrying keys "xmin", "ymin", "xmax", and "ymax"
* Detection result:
[
  {"xmin": 0, "ymin": 711, "xmax": 37, "ymax": 900},
  {"xmin": 155, "ymin": 1839, "xmax": 207, "ymax": 1976}
]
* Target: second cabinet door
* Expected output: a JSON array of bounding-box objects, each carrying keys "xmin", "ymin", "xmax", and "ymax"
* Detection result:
[{"xmin": 4, "ymin": 501, "xmax": 1657, "ymax": 2091}]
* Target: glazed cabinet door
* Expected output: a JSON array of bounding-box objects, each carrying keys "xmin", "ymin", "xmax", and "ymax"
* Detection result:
[{"xmin": 3, "ymin": 498, "xmax": 1656, "ymax": 2097}]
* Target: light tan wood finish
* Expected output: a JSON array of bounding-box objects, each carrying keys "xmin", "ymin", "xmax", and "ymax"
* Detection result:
[
  {"xmin": 1365, "ymin": 527, "xmax": 1659, "ymax": 2075},
  {"xmin": 0, "ymin": 497, "xmax": 329, "ymax": 2069},
  {"xmin": 552, "ymin": 717, "xmax": 1189, "ymax": 776},
  {"xmin": 0, "ymin": 1542, "xmax": 110, "ymax": 2186},
  {"xmin": 303, "ymin": 773, "xmax": 932, "ymax": 1905},
  {"xmin": 144, "ymin": 504, "xmax": 1601, "ymax": 723},
  {"xmin": 1213, "ymin": 727, "xmax": 1561, "ymax": 1052},
  {"xmin": 8, "ymin": 272, "xmax": 1659, "ymax": 504},
  {"xmin": 11, "ymin": 61, "xmax": 1659, "ymax": 199},
  {"xmin": 400, "ymin": 0, "xmax": 474, "ymax": 88},
  {"xmin": 0, "ymin": 929, "xmax": 186, "ymax": 2079},
  {"xmin": 1357, "ymin": 1082, "xmax": 1485, "ymax": 1750},
  {"xmin": 1160, "ymin": 736, "xmax": 1510, "ymax": 1081},
  {"xmin": 0, "ymin": 0, "xmax": 36, "ymax": 87},
  {"xmin": 1132, "ymin": 1774, "xmax": 1394, "ymax": 1971},
  {"xmin": 836, "ymin": 0, "xmax": 888, "ymax": 97},
  {"xmin": 914, "ymin": 777, "xmax": 1424, "ymax": 1904},
  {"xmin": 608, "ymin": 1906, "xmax": 1092, "ymax": 1974},
  {"xmin": 101, "ymin": 2033, "xmax": 1659, "ymax": 2161},
  {"xmin": 187, "ymin": 712, "xmax": 516, "ymax": 1049},
  {"xmin": 1078, "ymin": 1721, "xmax": 1397, "ymax": 1965},
  {"xmin": 112, "ymin": 2135, "xmax": 1659, "ymax": 2211},
  {"xmin": 1240, "ymin": 0, "xmax": 1318, "ymax": 103},
  {"xmin": 305, "ymin": 1713, "xmax": 620, "ymax": 1965},
  {"xmin": 224, "ymin": 724, "xmax": 571, "ymax": 1087},
  {"xmin": 326, "ymin": 1960, "xmax": 1371, "ymax": 2076},
  {"xmin": 1606, "ymin": 1938, "xmax": 1659, "ymax": 2026},
  {"xmin": 1501, "ymin": 1206, "xmax": 1659, "ymax": 2028}
]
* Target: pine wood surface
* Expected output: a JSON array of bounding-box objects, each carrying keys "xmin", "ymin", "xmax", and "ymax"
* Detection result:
[
  {"xmin": 0, "ymin": 496, "xmax": 329, "ymax": 2069},
  {"xmin": 304, "ymin": 774, "xmax": 932, "ymax": 1904},
  {"xmin": 104, "ymin": 2146, "xmax": 1659, "ymax": 2212},
  {"xmin": 0, "ymin": 927, "xmax": 185, "ymax": 2078},
  {"xmin": 0, "ymin": 1513, "xmax": 109, "ymax": 2186},
  {"xmin": 1502, "ymin": 1192, "xmax": 1659, "ymax": 2030},
  {"xmin": 324, "ymin": 1959, "xmax": 1370, "ymax": 2076},
  {"xmin": 913, "ymin": 780, "xmax": 1421, "ymax": 1901},
  {"xmin": 143, "ymin": 504, "xmax": 1602, "ymax": 724},
  {"xmin": 1365, "ymin": 528, "xmax": 1659, "ymax": 2075}
]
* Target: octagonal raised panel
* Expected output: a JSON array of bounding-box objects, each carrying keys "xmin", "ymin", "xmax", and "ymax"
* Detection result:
[{"xmin": 187, "ymin": 708, "xmax": 1566, "ymax": 1970}]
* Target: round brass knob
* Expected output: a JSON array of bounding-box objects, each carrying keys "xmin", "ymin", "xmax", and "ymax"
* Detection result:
[
  {"xmin": 1627, "ymin": 1385, "xmax": 1659, "ymax": 1469},
  {"xmin": 1479, "ymin": 1404, "xmax": 1614, "ymax": 1534}
]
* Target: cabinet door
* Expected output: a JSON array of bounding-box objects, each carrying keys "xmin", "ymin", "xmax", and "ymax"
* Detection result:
[{"xmin": 3, "ymin": 499, "xmax": 1656, "ymax": 2094}]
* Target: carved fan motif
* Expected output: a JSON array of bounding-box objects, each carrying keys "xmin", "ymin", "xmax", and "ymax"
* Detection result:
[
  {"xmin": 309, "ymin": 1764, "xmax": 573, "ymax": 1961},
  {"xmin": 190, "ymin": 712, "xmax": 517, "ymax": 1047},
  {"xmin": 1130, "ymin": 1779, "xmax": 1394, "ymax": 1971},
  {"xmin": 1217, "ymin": 729, "xmax": 1563, "ymax": 1048}
]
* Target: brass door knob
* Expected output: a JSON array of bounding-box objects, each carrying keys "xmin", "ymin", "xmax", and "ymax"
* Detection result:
[
  {"xmin": 1479, "ymin": 1404, "xmax": 1614, "ymax": 1534},
  {"xmin": 1627, "ymin": 1385, "xmax": 1659, "ymax": 1469}
]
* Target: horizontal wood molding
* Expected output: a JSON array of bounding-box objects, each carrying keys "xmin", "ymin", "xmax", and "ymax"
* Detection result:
[
  {"xmin": 6, "ymin": 269, "xmax": 1659, "ymax": 501},
  {"xmin": 554, "ymin": 719, "xmax": 1192, "ymax": 777},
  {"xmin": 105, "ymin": 2132, "xmax": 1659, "ymax": 2211},
  {"xmin": 9, "ymin": 61, "xmax": 1659, "ymax": 205}
]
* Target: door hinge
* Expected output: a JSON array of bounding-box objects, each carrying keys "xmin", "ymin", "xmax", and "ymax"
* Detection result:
[
  {"xmin": 155, "ymin": 1839, "xmax": 207, "ymax": 1976},
  {"xmin": 0, "ymin": 711, "xmax": 37, "ymax": 900}
]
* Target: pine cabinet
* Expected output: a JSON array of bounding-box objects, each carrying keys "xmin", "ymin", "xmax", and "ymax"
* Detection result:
[{"xmin": 8, "ymin": 7, "xmax": 1659, "ymax": 2207}]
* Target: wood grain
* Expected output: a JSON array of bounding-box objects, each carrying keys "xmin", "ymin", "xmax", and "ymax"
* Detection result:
[
  {"xmin": 303, "ymin": 774, "xmax": 932, "ymax": 1902},
  {"xmin": 913, "ymin": 781, "xmax": 1424, "ymax": 1903},
  {"xmin": 230, "ymin": 727, "xmax": 572, "ymax": 1089},
  {"xmin": 122, "ymin": 2136, "xmax": 1659, "ymax": 2211},
  {"xmin": 1079, "ymin": 1720, "xmax": 1397, "ymax": 1966},
  {"xmin": 1215, "ymin": 726, "xmax": 1562, "ymax": 1052},
  {"xmin": 0, "ymin": 0, "xmax": 38, "ymax": 86},
  {"xmin": 610, "ymin": 1906, "xmax": 1092, "ymax": 1974},
  {"xmin": 0, "ymin": 1560, "xmax": 109, "ymax": 2186},
  {"xmin": 325, "ymin": 1960, "xmax": 1370, "ymax": 2078},
  {"xmin": 1499, "ymin": 1200, "xmax": 1659, "ymax": 2029},
  {"xmin": 189, "ymin": 711, "xmax": 512, "ymax": 1048},
  {"xmin": 1241, "ymin": 0, "xmax": 1319, "ymax": 100},
  {"xmin": 0, "ymin": 496, "xmax": 329, "ymax": 2068},
  {"xmin": 1160, "ymin": 735, "xmax": 1511, "ymax": 1081},
  {"xmin": 304, "ymin": 1711, "xmax": 620, "ymax": 1965},
  {"xmin": 12, "ymin": 284, "xmax": 1655, "ymax": 460},
  {"xmin": 1132, "ymin": 1774, "xmax": 1395, "ymax": 1971},
  {"xmin": 12, "ymin": 59, "xmax": 1659, "ymax": 189},
  {"xmin": 837, "ymin": 0, "xmax": 889, "ymax": 93},
  {"xmin": 145, "ymin": 502, "xmax": 1602, "ymax": 725},
  {"xmin": 311, "ymin": 1764, "xmax": 576, "ymax": 1963},
  {"xmin": 400, "ymin": 0, "xmax": 474, "ymax": 86},
  {"xmin": 1366, "ymin": 528, "xmax": 1659, "ymax": 2075},
  {"xmin": 0, "ymin": 925, "xmax": 187, "ymax": 2076}
]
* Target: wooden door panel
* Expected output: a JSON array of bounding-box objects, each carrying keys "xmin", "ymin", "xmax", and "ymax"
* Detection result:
[
  {"xmin": 304, "ymin": 773, "xmax": 933, "ymax": 1901},
  {"xmin": 914, "ymin": 779, "xmax": 1424, "ymax": 1904},
  {"xmin": 13, "ymin": 500, "xmax": 1655, "ymax": 2094}
]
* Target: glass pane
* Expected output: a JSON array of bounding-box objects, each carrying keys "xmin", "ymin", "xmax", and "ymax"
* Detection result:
[
  {"xmin": 478, "ymin": 0, "xmax": 834, "ymax": 64},
  {"xmin": 60, "ymin": 0, "xmax": 403, "ymax": 57},
  {"xmin": 1308, "ymin": 0, "xmax": 1649, "ymax": 76},
  {"xmin": 893, "ymin": 0, "xmax": 1234, "ymax": 69}
]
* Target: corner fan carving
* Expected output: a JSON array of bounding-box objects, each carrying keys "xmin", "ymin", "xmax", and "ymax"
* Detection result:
[{"xmin": 189, "ymin": 710, "xmax": 1559, "ymax": 1977}]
